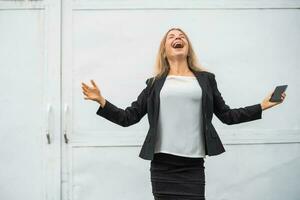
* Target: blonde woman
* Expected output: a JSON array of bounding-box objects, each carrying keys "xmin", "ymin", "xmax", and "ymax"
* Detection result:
[{"xmin": 81, "ymin": 28, "xmax": 286, "ymax": 200}]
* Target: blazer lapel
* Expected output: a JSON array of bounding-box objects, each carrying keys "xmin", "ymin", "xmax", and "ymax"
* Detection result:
[
  {"xmin": 153, "ymin": 70, "xmax": 168, "ymax": 127},
  {"xmin": 192, "ymin": 69, "xmax": 209, "ymax": 111}
]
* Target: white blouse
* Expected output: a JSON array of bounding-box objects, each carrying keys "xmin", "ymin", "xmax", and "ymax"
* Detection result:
[{"xmin": 154, "ymin": 75, "xmax": 206, "ymax": 158}]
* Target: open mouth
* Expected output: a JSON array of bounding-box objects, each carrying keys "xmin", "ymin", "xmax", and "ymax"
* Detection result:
[{"xmin": 172, "ymin": 41, "xmax": 184, "ymax": 49}]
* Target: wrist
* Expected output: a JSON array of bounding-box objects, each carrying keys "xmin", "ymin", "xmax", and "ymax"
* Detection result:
[
  {"xmin": 97, "ymin": 97, "xmax": 106, "ymax": 107},
  {"xmin": 260, "ymin": 103, "xmax": 267, "ymax": 111}
]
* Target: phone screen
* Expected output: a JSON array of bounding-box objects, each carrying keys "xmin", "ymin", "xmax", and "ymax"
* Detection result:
[{"xmin": 269, "ymin": 85, "xmax": 288, "ymax": 102}]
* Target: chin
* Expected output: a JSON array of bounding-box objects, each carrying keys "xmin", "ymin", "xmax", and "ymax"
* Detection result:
[{"xmin": 172, "ymin": 52, "xmax": 187, "ymax": 58}]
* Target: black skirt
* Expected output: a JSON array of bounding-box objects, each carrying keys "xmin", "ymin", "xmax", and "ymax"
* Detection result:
[{"xmin": 150, "ymin": 152, "xmax": 206, "ymax": 200}]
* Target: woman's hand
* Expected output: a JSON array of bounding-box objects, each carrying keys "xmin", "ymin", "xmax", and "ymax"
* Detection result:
[
  {"xmin": 260, "ymin": 90, "xmax": 286, "ymax": 111},
  {"xmin": 81, "ymin": 80, "xmax": 106, "ymax": 106}
]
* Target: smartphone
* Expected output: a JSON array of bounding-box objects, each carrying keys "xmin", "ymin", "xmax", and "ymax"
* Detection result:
[{"xmin": 269, "ymin": 85, "xmax": 288, "ymax": 102}]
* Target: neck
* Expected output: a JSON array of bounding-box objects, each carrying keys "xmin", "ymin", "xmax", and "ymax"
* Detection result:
[{"xmin": 168, "ymin": 58, "xmax": 190, "ymax": 75}]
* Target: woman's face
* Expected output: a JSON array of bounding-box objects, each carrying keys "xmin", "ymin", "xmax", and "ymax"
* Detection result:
[{"xmin": 164, "ymin": 29, "xmax": 189, "ymax": 60}]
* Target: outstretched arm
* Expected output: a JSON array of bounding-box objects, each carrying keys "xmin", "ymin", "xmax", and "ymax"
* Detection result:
[
  {"xmin": 95, "ymin": 78, "xmax": 152, "ymax": 127},
  {"xmin": 209, "ymin": 73, "xmax": 262, "ymax": 125}
]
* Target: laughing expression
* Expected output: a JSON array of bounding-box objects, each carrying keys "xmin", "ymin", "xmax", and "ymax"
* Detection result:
[{"xmin": 165, "ymin": 29, "xmax": 189, "ymax": 60}]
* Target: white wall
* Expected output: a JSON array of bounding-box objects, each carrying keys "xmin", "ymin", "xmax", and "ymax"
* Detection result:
[
  {"xmin": 0, "ymin": 1, "xmax": 61, "ymax": 200},
  {"xmin": 0, "ymin": 0, "xmax": 299, "ymax": 200},
  {"xmin": 69, "ymin": 1, "xmax": 300, "ymax": 200}
]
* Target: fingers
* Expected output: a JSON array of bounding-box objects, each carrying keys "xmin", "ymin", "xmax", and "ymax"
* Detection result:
[
  {"xmin": 81, "ymin": 80, "xmax": 98, "ymax": 90},
  {"xmin": 82, "ymin": 89, "xmax": 88, "ymax": 96},
  {"xmin": 273, "ymin": 93, "xmax": 286, "ymax": 104},
  {"xmin": 81, "ymin": 81, "xmax": 94, "ymax": 100},
  {"xmin": 280, "ymin": 92, "xmax": 286, "ymax": 101},
  {"xmin": 81, "ymin": 80, "xmax": 100, "ymax": 101},
  {"xmin": 82, "ymin": 90, "xmax": 91, "ymax": 100},
  {"xmin": 81, "ymin": 82, "xmax": 90, "ymax": 90},
  {"xmin": 91, "ymin": 79, "xmax": 98, "ymax": 88},
  {"xmin": 82, "ymin": 85, "xmax": 88, "ymax": 92}
]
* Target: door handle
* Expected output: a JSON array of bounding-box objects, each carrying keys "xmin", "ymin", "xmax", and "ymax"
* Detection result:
[
  {"xmin": 64, "ymin": 104, "xmax": 69, "ymax": 144},
  {"xmin": 46, "ymin": 104, "xmax": 52, "ymax": 144}
]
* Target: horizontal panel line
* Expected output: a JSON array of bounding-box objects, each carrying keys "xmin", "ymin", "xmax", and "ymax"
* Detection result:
[
  {"xmin": 72, "ymin": 8, "xmax": 300, "ymax": 11},
  {"xmin": 70, "ymin": 141, "xmax": 300, "ymax": 148},
  {"xmin": 0, "ymin": 8, "xmax": 44, "ymax": 10},
  {"xmin": 225, "ymin": 141, "xmax": 300, "ymax": 145},
  {"xmin": 70, "ymin": 129, "xmax": 300, "ymax": 147},
  {"xmin": 0, "ymin": 2, "xmax": 45, "ymax": 9},
  {"xmin": 72, "ymin": 145, "xmax": 141, "ymax": 148}
]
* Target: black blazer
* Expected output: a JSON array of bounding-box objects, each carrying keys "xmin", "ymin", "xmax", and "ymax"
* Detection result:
[{"xmin": 96, "ymin": 68, "xmax": 262, "ymax": 160}]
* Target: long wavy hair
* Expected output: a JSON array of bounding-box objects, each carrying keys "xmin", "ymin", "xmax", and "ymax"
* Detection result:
[{"xmin": 149, "ymin": 27, "xmax": 209, "ymax": 85}]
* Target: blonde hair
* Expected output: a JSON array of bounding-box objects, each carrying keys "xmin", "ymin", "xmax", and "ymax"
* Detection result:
[{"xmin": 150, "ymin": 27, "xmax": 209, "ymax": 85}]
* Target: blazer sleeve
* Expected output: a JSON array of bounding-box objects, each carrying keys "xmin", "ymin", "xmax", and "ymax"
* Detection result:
[
  {"xmin": 209, "ymin": 73, "xmax": 262, "ymax": 125},
  {"xmin": 96, "ymin": 78, "xmax": 152, "ymax": 127}
]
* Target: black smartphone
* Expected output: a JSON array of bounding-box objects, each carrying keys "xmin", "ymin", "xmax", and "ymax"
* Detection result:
[{"xmin": 269, "ymin": 85, "xmax": 288, "ymax": 102}]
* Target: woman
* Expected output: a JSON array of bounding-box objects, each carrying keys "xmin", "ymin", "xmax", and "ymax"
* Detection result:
[{"xmin": 81, "ymin": 28, "xmax": 286, "ymax": 200}]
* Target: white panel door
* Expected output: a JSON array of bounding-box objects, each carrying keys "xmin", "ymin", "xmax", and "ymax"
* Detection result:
[
  {"xmin": 0, "ymin": 1, "xmax": 61, "ymax": 200},
  {"xmin": 61, "ymin": 1, "xmax": 156, "ymax": 200},
  {"xmin": 61, "ymin": 1, "xmax": 300, "ymax": 200}
]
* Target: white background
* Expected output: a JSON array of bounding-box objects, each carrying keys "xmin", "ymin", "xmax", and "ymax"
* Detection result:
[{"xmin": 0, "ymin": 0, "xmax": 299, "ymax": 200}]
